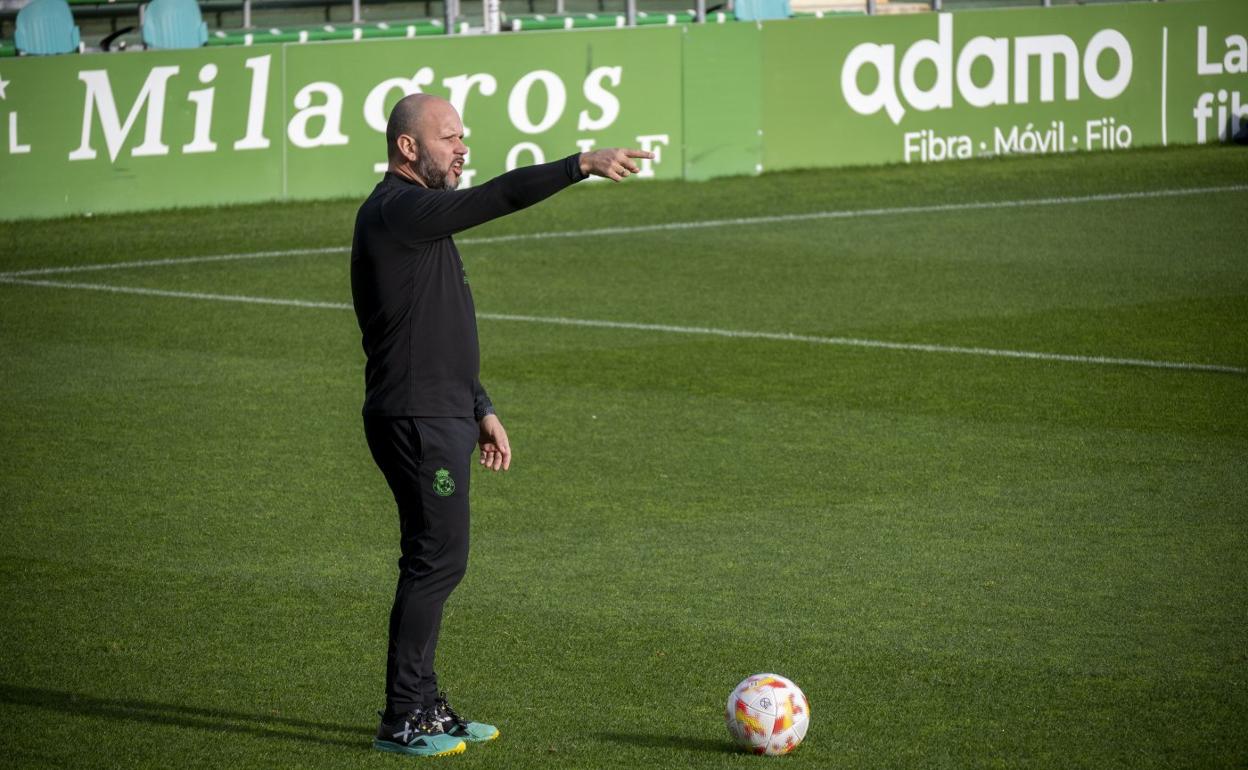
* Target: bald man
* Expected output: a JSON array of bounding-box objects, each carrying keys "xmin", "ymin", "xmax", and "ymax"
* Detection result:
[{"xmin": 351, "ymin": 94, "xmax": 652, "ymax": 758}]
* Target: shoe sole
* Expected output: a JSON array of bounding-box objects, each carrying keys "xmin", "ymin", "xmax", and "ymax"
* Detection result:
[{"xmin": 373, "ymin": 739, "xmax": 467, "ymax": 757}]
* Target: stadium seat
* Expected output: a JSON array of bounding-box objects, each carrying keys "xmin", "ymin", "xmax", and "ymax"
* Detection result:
[
  {"xmin": 142, "ymin": 0, "xmax": 207, "ymax": 49},
  {"xmin": 14, "ymin": 0, "xmax": 81, "ymax": 55},
  {"xmin": 733, "ymin": 0, "xmax": 790, "ymax": 21}
]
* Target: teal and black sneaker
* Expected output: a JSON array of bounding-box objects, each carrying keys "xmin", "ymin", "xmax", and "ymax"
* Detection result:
[
  {"xmin": 432, "ymin": 692, "xmax": 500, "ymax": 743},
  {"xmin": 373, "ymin": 707, "xmax": 466, "ymax": 757}
]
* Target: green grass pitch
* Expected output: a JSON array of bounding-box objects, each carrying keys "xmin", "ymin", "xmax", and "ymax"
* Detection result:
[{"xmin": 1, "ymin": 146, "xmax": 1246, "ymax": 768}]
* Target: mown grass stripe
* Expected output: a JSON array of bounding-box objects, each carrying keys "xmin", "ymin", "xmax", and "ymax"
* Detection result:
[
  {"xmin": 2, "ymin": 276, "xmax": 1241, "ymax": 375},
  {"xmin": 2, "ymin": 184, "xmax": 1244, "ymax": 279}
]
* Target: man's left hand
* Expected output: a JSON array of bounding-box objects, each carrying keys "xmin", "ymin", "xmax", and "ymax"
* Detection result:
[
  {"xmin": 579, "ymin": 148, "xmax": 655, "ymax": 182},
  {"xmin": 478, "ymin": 414, "xmax": 511, "ymax": 471}
]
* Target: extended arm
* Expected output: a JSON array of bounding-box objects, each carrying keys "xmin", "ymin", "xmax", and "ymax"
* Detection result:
[
  {"xmin": 382, "ymin": 154, "xmax": 586, "ymax": 243},
  {"xmin": 382, "ymin": 148, "xmax": 656, "ymax": 244}
]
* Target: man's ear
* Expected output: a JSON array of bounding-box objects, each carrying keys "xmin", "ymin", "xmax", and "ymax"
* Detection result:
[{"xmin": 398, "ymin": 134, "xmax": 418, "ymax": 162}]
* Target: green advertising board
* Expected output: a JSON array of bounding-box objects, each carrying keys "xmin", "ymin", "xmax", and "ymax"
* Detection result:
[
  {"xmin": 758, "ymin": 2, "xmax": 1248, "ymax": 171},
  {"xmin": 0, "ymin": 26, "xmax": 683, "ymax": 219},
  {"xmin": 0, "ymin": 0, "xmax": 1243, "ymax": 220},
  {"xmin": 0, "ymin": 45, "xmax": 286, "ymax": 217}
]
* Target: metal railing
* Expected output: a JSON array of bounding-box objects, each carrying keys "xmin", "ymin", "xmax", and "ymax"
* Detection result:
[{"xmin": 0, "ymin": 0, "xmax": 1168, "ymax": 48}]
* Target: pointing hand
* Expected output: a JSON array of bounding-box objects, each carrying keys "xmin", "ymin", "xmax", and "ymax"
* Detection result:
[{"xmin": 579, "ymin": 148, "xmax": 656, "ymax": 182}]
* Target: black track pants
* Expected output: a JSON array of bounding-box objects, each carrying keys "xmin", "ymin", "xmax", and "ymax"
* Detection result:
[{"xmin": 363, "ymin": 416, "xmax": 478, "ymax": 714}]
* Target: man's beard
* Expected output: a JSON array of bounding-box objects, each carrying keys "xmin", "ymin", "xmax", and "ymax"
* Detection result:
[{"xmin": 415, "ymin": 145, "xmax": 458, "ymax": 190}]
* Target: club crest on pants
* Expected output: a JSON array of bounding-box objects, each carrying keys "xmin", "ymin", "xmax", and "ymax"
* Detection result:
[{"xmin": 433, "ymin": 467, "xmax": 456, "ymax": 497}]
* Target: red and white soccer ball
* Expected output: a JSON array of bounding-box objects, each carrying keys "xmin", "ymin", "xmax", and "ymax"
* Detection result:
[{"xmin": 725, "ymin": 673, "xmax": 810, "ymax": 756}]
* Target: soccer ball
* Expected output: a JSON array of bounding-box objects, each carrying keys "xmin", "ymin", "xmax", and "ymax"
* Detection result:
[{"xmin": 725, "ymin": 673, "xmax": 810, "ymax": 756}]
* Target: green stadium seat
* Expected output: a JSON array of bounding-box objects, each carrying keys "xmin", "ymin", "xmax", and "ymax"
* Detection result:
[
  {"xmin": 14, "ymin": 0, "xmax": 81, "ymax": 55},
  {"xmin": 141, "ymin": 0, "xmax": 207, "ymax": 49},
  {"xmin": 734, "ymin": 0, "xmax": 791, "ymax": 20}
]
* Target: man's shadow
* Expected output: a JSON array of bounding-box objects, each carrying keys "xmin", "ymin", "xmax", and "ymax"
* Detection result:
[{"xmin": 0, "ymin": 683, "xmax": 369, "ymax": 750}]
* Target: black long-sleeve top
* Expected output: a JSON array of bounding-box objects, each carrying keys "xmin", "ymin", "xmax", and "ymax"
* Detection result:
[{"xmin": 350, "ymin": 153, "xmax": 587, "ymax": 418}]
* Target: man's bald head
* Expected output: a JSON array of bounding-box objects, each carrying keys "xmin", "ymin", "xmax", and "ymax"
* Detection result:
[
  {"xmin": 386, "ymin": 93, "xmax": 443, "ymax": 161},
  {"xmin": 385, "ymin": 94, "xmax": 468, "ymax": 189}
]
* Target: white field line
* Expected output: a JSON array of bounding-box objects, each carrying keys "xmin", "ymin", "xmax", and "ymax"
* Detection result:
[
  {"xmin": 1, "ymin": 276, "xmax": 1243, "ymax": 375},
  {"xmin": 0, "ymin": 246, "xmax": 349, "ymax": 279},
  {"xmin": 0, "ymin": 277, "xmax": 352, "ymax": 310},
  {"xmin": 2, "ymin": 184, "xmax": 1245, "ymax": 279},
  {"xmin": 458, "ymin": 184, "xmax": 1248, "ymax": 245}
]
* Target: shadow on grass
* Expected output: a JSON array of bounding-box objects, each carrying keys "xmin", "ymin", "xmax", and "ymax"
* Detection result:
[
  {"xmin": 0, "ymin": 683, "xmax": 369, "ymax": 750},
  {"xmin": 595, "ymin": 731, "xmax": 738, "ymax": 754}
]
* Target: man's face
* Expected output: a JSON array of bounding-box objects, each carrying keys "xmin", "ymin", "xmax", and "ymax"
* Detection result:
[{"xmin": 412, "ymin": 103, "xmax": 467, "ymax": 190}]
